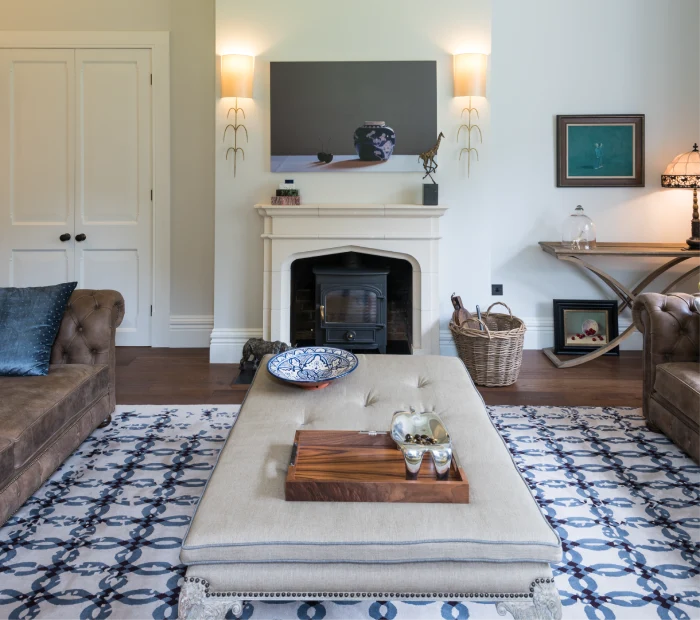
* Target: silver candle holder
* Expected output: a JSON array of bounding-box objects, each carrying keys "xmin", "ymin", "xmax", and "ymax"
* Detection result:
[{"xmin": 390, "ymin": 409, "xmax": 453, "ymax": 480}]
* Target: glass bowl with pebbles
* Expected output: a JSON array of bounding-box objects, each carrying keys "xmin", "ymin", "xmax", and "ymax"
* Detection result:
[{"xmin": 390, "ymin": 409, "xmax": 453, "ymax": 481}]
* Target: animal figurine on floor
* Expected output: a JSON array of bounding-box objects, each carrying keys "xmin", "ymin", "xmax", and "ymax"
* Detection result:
[
  {"xmin": 239, "ymin": 338, "xmax": 290, "ymax": 372},
  {"xmin": 419, "ymin": 132, "xmax": 445, "ymax": 183}
]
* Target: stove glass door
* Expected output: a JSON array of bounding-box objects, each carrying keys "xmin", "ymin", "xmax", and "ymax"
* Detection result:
[{"xmin": 324, "ymin": 288, "xmax": 379, "ymax": 325}]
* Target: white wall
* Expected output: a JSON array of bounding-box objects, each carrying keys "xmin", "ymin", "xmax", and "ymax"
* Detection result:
[
  {"xmin": 214, "ymin": 0, "xmax": 698, "ymax": 361},
  {"xmin": 488, "ymin": 0, "xmax": 699, "ymax": 351},
  {"xmin": 214, "ymin": 0, "xmax": 492, "ymax": 361},
  {"xmin": 0, "ymin": 0, "xmax": 216, "ymax": 347}
]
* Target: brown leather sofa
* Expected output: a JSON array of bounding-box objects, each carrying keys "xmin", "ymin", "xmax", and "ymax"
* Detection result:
[
  {"xmin": 632, "ymin": 292, "xmax": 699, "ymax": 463},
  {"xmin": 0, "ymin": 289, "xmax": 124, "ymax": 526}
]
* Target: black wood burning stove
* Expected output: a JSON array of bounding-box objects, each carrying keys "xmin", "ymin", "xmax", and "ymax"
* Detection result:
[{"xmin": 313, "ymin": 267, "xmax": 388, "ymax": 353}]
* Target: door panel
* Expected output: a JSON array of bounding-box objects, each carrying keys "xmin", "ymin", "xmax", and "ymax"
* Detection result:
[
  {"xmin": 75, "ymin": 49, "xmax": 152, "ymax": 345},
  {"xmin": 11, "ymin": 57, "xmax": 73, "ymax": 224},
  {"xmin": 80, "ymin": 59, "xmax": 140, "ymax": 223},
  {"xmin": 11, "ymin": 249, "xmax": 72, "ymax": 287},
  {"xmin": 80, "ymin": 248, "xmax": 139, "ymax": 330},
  {"xmin": 0, "ymin": 49, "xmax": 75, "ymax": 287}
]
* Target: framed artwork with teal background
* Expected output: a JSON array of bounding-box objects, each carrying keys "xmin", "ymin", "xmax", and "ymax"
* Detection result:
[{"xmin": 557, "ymin": 115, "xmax": 644, "ymax": 187}]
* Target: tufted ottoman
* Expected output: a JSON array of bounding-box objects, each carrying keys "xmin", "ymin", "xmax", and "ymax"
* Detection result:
[{"xmin": 178, "ymin": 355, "xmax": 563, "ymax": 619}]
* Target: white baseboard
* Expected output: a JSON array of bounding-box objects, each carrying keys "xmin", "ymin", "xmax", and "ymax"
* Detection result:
[
  {"xmin": 209, "ymin": 328, "xmax": 264, "ymax": 363},
  {"xmin": 169, "ymin": 315, "xmax": 214, "ymax": 348},
  {"xmin": 206, "ymin": 316, "xmax": 639, "ymax": 362},
  {"xmin": 440, "ymin": 317, "xmax": 638, "ymax": 356}
]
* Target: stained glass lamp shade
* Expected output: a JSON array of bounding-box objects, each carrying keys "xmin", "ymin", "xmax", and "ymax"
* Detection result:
[{"xmin": 662, "ymin": 143, "xmax": 700, "ymax": 250}]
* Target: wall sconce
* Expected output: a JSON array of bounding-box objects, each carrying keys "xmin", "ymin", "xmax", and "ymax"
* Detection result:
[
  {"xmin": 453, "ymin": 53, "xmax": 488, "ymax": 177},
  {"xmin": 221, "ymin": 53, "xmax": 254, "ymax": 177}
]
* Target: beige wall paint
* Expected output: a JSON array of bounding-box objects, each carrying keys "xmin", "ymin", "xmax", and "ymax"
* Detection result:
[
  {"xmin": 169, "ymin": 0, "xmax": 215, "ymax": 317},
  {"xmin": 0, "ymin": 0, "xmax": 215, "ymax": 320}
]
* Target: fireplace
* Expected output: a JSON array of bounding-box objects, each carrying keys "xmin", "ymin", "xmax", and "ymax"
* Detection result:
[
  {"xmin": 222, "ymin": 202, "xmax": 448, "ymax": 364},
  {"xmin": 291, "ymin": 252, "xmax": 412, "ymax": 354}
]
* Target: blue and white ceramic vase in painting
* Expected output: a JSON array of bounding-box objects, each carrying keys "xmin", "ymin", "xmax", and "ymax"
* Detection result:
[{"xmin": 353, "ymin": 121, "xmax": 396, "ymax": 161}]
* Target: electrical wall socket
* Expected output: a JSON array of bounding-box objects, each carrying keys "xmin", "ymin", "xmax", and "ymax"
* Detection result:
[{"xmin": 492, "ymin": 284, "xmax": 504, "ymax": 296}]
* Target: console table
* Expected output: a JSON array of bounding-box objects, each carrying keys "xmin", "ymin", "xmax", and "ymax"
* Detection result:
[{"xmin": 539, "ymin": 242, "xmax": 700, "ymax": 368}]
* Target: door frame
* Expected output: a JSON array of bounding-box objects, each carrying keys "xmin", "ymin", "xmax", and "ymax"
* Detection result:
[{"xmin": 0, "ymin": 31, "xmax": 171, "ymax": 346}]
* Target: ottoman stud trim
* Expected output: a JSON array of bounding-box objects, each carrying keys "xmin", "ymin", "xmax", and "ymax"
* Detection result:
[
  {"xmin": 178, "ymin": 577, "xmax": 561, "ymax": 619},
  {"xmin": 496, "ymin": 579, "xmax": 562, "ymax": 620},
  {"xmin": 178, "ymin": 578, "xmax": 244, "ymax": 620}
]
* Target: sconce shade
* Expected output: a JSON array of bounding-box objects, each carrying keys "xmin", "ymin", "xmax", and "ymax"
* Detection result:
[
  {"xmin": 453, "ymin": 53, "xmax": 488, "ymax": 97},
  {"xmin": 221, "ymin": 54, "xmax": 254, "ymax": 98},
  {"xmin": 661, "ymin": 143, "xmax": 700, "ymax": 188}
]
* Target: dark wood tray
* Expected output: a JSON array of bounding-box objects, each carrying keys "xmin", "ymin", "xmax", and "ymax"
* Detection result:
[{"xmin": 285, "ymin": 430, "xmax": 469, "ymax": 504}]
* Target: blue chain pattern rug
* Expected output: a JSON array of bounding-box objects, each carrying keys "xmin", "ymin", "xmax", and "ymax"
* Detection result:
[{"xmin": 0, "ymin": 406, "xmax": 698, "ymax": 619}]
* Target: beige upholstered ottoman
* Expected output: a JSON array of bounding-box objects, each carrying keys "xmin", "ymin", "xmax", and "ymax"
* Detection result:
[{"xmin": 178, "ymin": 355, "xmax": 563, "ymax": 619}]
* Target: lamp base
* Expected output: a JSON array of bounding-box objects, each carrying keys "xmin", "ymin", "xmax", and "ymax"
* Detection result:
[{"xmin": 687, "ymin": 217, "xmax": 700, "ymax": 250}]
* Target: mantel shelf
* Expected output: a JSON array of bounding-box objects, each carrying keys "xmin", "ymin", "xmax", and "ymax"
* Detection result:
[{"xmin": 256, "ymin": 203, "xmax": 448, "ymax": 218}]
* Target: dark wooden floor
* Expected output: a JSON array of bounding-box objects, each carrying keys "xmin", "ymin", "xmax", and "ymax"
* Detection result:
[{"xmin": 116, "ymin": 349, "xmax": 644, "ymax": 407}]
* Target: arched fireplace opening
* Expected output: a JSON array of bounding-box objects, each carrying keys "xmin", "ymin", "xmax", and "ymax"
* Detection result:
[{"xmin": 290, "ymin": 251, "xmax": 413, "ymax": 354}]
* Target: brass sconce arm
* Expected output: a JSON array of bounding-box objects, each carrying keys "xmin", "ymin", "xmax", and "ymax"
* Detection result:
[
  {"xmin": 457, "ymin": 96, "xmax": 482, "ymax": 178},
  {"xmin": 223, "ymin": 96, "xmax": 248, "ymax": 177}
]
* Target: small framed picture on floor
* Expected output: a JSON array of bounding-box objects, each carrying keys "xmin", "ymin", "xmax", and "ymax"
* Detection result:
[
  {"xmin": 553, "ymin": 299, "xmax": 619, "ymax": 356},
  {"xmin": 556, "ymin": 114, "xmax": 645, "ymax": 187}
]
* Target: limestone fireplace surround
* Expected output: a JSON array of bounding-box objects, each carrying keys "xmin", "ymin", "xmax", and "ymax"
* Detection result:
[{"xmin": 256, "ymin": 203, "xmax": 447, "ymax": 355}]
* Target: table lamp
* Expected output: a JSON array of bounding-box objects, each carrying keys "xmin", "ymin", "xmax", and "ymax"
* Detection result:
[{"xmin": 662, "ymin": 143, "xmax": 700, "ymax": 250}]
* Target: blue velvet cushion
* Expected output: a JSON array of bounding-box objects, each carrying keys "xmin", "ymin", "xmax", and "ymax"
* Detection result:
[{"xmin": 0, "ymin": 282, "xmax": 77, "ymax": 376}]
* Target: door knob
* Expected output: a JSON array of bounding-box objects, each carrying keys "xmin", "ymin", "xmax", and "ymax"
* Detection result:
[
  {"xmin": 75, "ymin": 233, "xmax": 87, "ymax": 242},
  {"xmin": 59, "ymin": 233, "xmax": 71, "ymax": 242}
]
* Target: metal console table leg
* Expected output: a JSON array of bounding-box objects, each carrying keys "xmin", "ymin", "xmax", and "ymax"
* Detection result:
[{"xmin": 540, "ymin": 249, "xmax": 699, "ymax": 369}]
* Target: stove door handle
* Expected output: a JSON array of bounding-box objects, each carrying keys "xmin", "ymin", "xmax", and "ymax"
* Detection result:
[{"xmin": 319, "ymin": 304, "xmax": 325, "ymax": 323}]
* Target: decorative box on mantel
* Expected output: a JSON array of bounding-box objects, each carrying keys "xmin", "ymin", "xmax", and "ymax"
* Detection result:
[{"xmin": 256, "ymin": 203, "xmax": 447, "ymax": 355}]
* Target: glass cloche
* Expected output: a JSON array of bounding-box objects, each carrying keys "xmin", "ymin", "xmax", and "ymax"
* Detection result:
[{"xmin": 562, "ymin": 205, "xmax": 596, "ymax": 250}]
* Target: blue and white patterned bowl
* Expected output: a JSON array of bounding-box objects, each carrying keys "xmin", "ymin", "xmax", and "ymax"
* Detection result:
[{"xmin": 267, "ymin": 346, "xmax": 359, "ymax": 390}]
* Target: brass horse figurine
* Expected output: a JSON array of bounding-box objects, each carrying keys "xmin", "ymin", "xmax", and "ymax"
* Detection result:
[{"xmin": 419, "ymin": 132, "xmax": 445, "ymax": 183}]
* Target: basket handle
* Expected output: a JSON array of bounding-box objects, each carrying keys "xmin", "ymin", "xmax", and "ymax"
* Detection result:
[
  {"xmin": 471, "ymin": 317, "xmax": 493, "ymax": 339},
  {"xmin": 485, "ymin": 302, "xmax": 513, "ymax": 319}
]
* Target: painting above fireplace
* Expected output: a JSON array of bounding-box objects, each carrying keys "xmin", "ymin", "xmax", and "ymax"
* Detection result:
[{"xmin": 270, "ymin": 61, "xmax": 437, "ymax": 173}]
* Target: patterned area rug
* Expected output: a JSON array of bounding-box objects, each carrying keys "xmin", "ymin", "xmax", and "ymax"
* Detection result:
[{"xmin": 0, "ymin": 405, "xmax": 698, "ymax": 620}]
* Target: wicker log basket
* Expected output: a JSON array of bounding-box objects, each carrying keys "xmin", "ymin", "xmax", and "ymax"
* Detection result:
[{"xmin": 449, "ymin": 302, "xmax": 526, "ymax": 387}]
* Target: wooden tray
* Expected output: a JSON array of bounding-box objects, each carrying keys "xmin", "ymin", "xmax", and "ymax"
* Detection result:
[{"xmin": 285, "ymin": 430, "xmax": 469, "ymax": 504}]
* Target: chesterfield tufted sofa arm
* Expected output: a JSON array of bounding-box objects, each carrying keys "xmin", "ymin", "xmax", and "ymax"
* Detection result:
[
  {"xmin": 0, "ymin": 289, "xmax": 124, "ymax": 526},
  {"xmin": 49, "ymin": 289, "xmax": 125, "ymax": 410},
  {"xmin": 632, "ymin": 293, "xmax": 700, "ymax": 462}
]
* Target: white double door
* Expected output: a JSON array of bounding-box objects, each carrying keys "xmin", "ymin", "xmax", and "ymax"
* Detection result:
[{"xmin": 0, "ymin": 48, "xmax": 152, "ymax": 345}]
